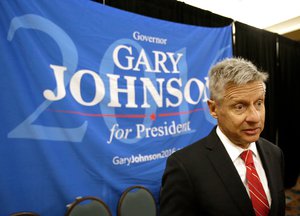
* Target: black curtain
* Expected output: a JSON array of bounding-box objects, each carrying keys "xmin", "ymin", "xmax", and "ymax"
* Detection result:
[
  {"xmin": 93, "ymin": 0, "xmax": 232, "ymax": 27},
  {"xmin": 234, "ymin": 22, "xmax": 278, "ymax": 144},
  {"xmin": 277, "ymin": 36, "xmax": 300, "ymax": 188}
]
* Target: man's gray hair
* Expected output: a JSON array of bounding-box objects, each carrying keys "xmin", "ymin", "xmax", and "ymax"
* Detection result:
[{"xmin": 208, "ymin": 57, "xmax": 269, "ymax": 102}]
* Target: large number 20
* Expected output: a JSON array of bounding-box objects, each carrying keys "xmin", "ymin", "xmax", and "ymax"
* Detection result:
[{"xmin": 7, "ymin": 14, "xmax": 87, "ymax": 142}]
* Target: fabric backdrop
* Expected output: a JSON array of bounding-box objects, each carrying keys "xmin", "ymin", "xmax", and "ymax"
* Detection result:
[{"xmin": 0, "ymin": 0, "xmax": 232, "ymax": 215}]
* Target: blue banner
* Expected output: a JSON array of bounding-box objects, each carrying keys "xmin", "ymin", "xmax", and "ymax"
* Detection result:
[{"xmin": 0, "ymin": 0, "xmax": 232, "ymax": 215}]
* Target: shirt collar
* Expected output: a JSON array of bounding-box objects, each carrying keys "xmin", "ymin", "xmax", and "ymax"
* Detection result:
[{"xmin": 216, "ymin": 126, "xmax": 258, "ymax": 162}]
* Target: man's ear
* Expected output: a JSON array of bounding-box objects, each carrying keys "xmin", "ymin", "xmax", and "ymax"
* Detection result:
[{"xmin": 207, "ymin": 99, "xmax": 218, "ymax": 119}]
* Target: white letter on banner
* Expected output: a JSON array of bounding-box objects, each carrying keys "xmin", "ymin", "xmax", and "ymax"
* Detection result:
[
  {"xmin": 136, "ymin": 124, "xmax": 145, "ymax": 139},
  {"xmin": 70, "ymin": 69, "xmax": 105, "ymax": 106},
  {"xmin": 167, "ymin": 52, "xmax": 183, "ymax": 73},
  {"xmin": 166, "ymin": 78, "xmax": 183, "ymax": 107},
  {"xmin": 133, "ymin": 48, "xmax": 152, "ymax": 72},
  {"xmin": 113, "ymin": 45, "xmax": 134, "ymax": 70},
  {"xmin": 107, "ymin": 74, "xmax": 137, "ymax": 108},
  {"xmin": 140, "ymin": 77, "xmax": 164, "ymax": 108},
  {"xmin": 43, "ymin": 64, "xmax": 67, "ymax": 101},
  {"xmin": 152, "ymin": 50, "xmax": 169, "ymax": 73},
  {"xmin": 203, "ymin": 77, "xmax": 210, "ymax": 102},
  {"xmin": 184, "ymin": 78, "xmax": 204, "ymax": 105}
]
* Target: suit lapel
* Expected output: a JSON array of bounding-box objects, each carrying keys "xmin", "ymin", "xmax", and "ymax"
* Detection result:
[{"xmin": 205, "ymin": 131, "xmax": 255, "ymax": 216}]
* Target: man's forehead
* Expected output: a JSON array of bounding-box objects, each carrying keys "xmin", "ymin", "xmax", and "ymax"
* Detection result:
[{"xmin": 223, "ymin": 81, "xmax": 265, "ymax": 100}]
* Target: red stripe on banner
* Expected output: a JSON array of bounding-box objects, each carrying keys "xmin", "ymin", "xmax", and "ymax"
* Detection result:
[
  {"xmin": 47, "ymin": 109, "xmax": 146, "ymax": 118},
  {"xmin": 158, "ymin": 108, "xmax": 204, "ymax": 117},
  {"xmin": 48, "ymin": 108, "xmax": 204, "ymax": 119}
]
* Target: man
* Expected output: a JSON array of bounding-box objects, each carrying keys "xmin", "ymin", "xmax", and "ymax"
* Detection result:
[{"xmin": 159, "ymin": 57, "xmax": 285, "ymax": 216}]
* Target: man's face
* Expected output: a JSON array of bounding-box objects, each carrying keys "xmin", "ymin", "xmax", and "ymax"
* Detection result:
[{"xmin": 208, "ymin": 81, "xmax": 266, "ymax": 148}]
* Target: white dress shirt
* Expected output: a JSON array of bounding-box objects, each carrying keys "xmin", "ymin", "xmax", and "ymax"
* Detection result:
[{"xmin": 216, "ymin": 126, "xmax": 272, "ymax": 206}]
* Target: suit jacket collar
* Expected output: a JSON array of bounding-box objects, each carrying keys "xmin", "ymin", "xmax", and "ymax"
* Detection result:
[{"xmin": 204, "ymin": 127, "xmax": 256, "ymax": 216}]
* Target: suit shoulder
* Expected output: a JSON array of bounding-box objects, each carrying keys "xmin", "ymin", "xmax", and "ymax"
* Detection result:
[
  {"xmin": 170, "ymin": 136, "xmax": 208, "ymax": 160},
  {"xmin": 258, "ymin": 137, "xmax": 283, "ymax": 154}
]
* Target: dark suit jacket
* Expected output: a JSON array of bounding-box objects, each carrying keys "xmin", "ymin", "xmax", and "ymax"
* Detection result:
[{"xmin": 159, "ymin": 127, "xmax": 285, "ymax": 216}]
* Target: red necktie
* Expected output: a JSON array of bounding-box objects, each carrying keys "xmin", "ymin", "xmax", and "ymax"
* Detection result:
[{"xmin": 240, "ymin": 150, "xmax": 270, "ymax": 216}]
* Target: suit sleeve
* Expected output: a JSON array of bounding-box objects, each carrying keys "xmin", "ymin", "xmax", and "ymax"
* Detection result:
[{"xmin": 159, "ymin": 154, "xmax": 198, "ymax": 216}]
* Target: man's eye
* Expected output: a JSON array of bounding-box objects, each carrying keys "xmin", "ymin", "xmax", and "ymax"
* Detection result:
[
  {"xmin": 235, "ymin": 104, "xmax": 244, "ymax": 110},
  {"xmin": 255, "ymin": 100, "xmax": 264, "ymax": 109},
  {"xmin": 233, "ymin": 104, "xmax": 246, "ymax": 113}
]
